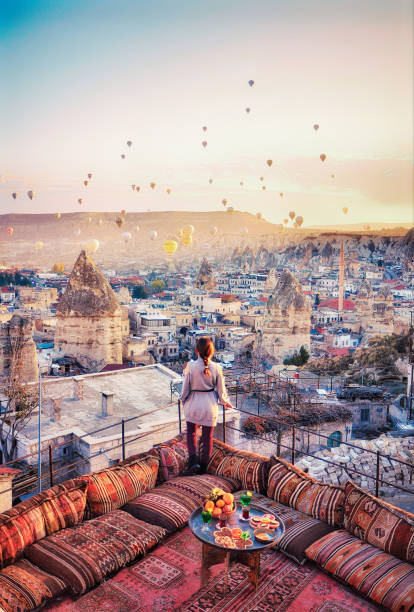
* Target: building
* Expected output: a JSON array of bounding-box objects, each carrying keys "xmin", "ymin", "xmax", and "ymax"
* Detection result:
[{"xmin": 0, "ymin": 315, "xmax": 39, "ymax": 383}]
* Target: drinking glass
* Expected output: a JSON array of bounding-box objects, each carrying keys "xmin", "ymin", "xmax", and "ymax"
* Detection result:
[
  {"xmin": 240, "ymin": 492, "xmax": 252, "ymax": 520},
  {"xmin": 201, "ymin": 510, "xmax": 212, "ymax": 531}
]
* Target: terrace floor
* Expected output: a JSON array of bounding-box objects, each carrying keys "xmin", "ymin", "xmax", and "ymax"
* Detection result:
[{"xmin": 45, "ymin": 526, "xmax": 380, "ymax": 612}]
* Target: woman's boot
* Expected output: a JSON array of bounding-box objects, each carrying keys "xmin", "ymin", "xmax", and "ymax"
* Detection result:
[{"xmin": 183, "ymin": 454, "xmax": 200, "ymax": 476}]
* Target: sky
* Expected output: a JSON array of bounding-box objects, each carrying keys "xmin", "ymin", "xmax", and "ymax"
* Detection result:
[{"xmin": 0, "ymin": 0, "xmax": 413, "ymax": 226}]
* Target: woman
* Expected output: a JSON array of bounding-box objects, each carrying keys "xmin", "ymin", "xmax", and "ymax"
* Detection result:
[{"xmin": 180, "ymin": 337, "xmax": 232, "ymax": 475}]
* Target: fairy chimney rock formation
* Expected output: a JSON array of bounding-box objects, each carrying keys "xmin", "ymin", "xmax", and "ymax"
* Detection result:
[
  {"xmin": 55, "ymin": 250, "xmax": 123, "ymax": 370},
  {"xmin": 195, "ymin": 258, "xmax": 215, "ymax": 292},
  {"xmin": 354, "ymin": 278, "xmax": 374, "ymax": 329},
  {"xmin": 0, "ymin": 315, "xmax": 38, "ymax": 383},
  {"xmin": 259, "ymin": 269, "xmax": 311, "ymax": 363}
]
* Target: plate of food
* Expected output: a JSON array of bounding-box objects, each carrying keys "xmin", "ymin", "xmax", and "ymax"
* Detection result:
[
  {"xmin": 249, "ymin": 514, "xmax": 280, "ymax": 530},
  {"xmin": 253, "ymin": 528, "xmax": 277, "ymax": 543}
]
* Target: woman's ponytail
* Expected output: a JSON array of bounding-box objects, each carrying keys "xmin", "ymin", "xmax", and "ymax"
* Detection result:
[{"xmin": 195, "ymin": 337, "xmax": 215, "ymax": 377}]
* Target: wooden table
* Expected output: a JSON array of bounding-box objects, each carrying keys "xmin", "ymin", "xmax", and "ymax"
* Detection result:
[{"xmin": 189, "ymin": 504, "xmax": 284, "ymax": 590}]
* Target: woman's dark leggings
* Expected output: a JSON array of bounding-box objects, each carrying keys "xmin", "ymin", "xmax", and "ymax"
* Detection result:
[{"xmin": 186, "ymin": 422, "xmax": 214, "ymax": 468}]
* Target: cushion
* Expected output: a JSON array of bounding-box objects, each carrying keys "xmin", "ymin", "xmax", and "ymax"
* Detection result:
[
  {"xmin": 0, "ymin": 478, "xmax": 87, "ymax": 569},
  {"xmin": 25, "ymin": 510, "xmax": 166, "ymax": 595},
  {"xmin": 122, "ymin": 474, "xmax": 240, "ymax": 533},
  {"xmin": 344, "ymin": 480, "xmax": 414, "ymax": 563},
  {"xmin": 0, "ymin": 558, "xmax": 66, "ymax": 612},
  {"xmin": 83, "ymin": 454, "xmax": 159, "ymax": 516},
  {"xmin": 149, "ymin": 434, "xmax": 189, "ymax": 483},
  {"xmin": 305, "ymin": 529, "xmax": 414, "ymax": 612},
  {"xmin": 267, "ymin": 455, "xmax": 344, "ymax": 527},
  {"xmin": 207, "ymin": 440, "xmax": 269, "ymax": 494},
  {"xmin": 238, "ymin": 492, "xmax": 334, "ymax": 564}
]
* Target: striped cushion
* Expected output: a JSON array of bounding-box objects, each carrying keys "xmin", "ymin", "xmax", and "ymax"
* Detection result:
[
  {"xmin": 207, "ymin": 441, "xmax": 269, "ymax": 494},
  {"xmin": 241, "ymin": 492, "xmax": 334, "ymax": 564},
  {"xmin": 84, "ymin": 455, "xmax": 159, "ymax": 516},
  {"xmin": 0, "ymin": 479, "xmax": 87, "ymax": 569},
  {"xmin": 267, "ymin": 456, "xmax": 344, "ymax": 527},
  {"xmin": 122, "ymin": 474, "xmax": 240, "ymax": 533},
  {"xmin": 150, "ymin": 434, "xmax": 189, "ymax": 483},
  {"xmin": 305, "ymin": 529, "xmax": 414, "ymax": 612},
  {"xmin": 0, "ymin": 558, "xmax": 66, "ymax": 612},
  {"xmin": 344, "ymin": 481, "xmax": 414, "ymax": 563},
  {"xmin": 25, "ymin": 510, "xmax": 166, "ymax": 595}
]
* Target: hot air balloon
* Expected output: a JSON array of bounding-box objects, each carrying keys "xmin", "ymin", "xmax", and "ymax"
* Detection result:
[
  {"xmin": 181, "ymin": 234, "xmax": 192, "ymax": 247},
  {"xmin": 209, "ymin": 225, "xmax": 217, "ymax": 236},
  {"xmin": 289, "ymin": 211, "xmax": 295, "ymax": 220},
  {"xmin": 121, "ymin": 209, "xmax": 126, "ymax": 216},
  {"xmin": 85, "ymin": 238, "xmax": 99, "ymax": 253},
  {"xmin": 260, "ymin": 176, "xmax": 264, "ymax": 181},
  {"xmin": 122, "ymin": 231, "xmax": 132, "ymax": 243},
  {"xmin": 150, "ymin": 182, "xmax": 156, "ymax": 190},
  {"xmin": 222, "ymin": 199, "xmax": 227, "ymax": 206},
  {"xmin": 88, "ymin": 173, "xmax": 92, "ymax": 179},
  {"xmin": 116, "ymin": 217, "xmax": 124, "ymax": 229},
  {"xmin": 84, "ymin": 180, "xmax": 88, "ymax": 186},
  {"xmin": 240, "ymin": 181, "xmax": 244, "ymax": 186},
  {"xmin": 127, "ymin": 141, "xmax": 132, "ymax": 147},
  {"xmin": 78, "ymin": 198, "xmax": 82, "ymax": 205},
  {"xmin": 320, "ymin": 154, "xmax": 326, "ymax": 162},
  {"xmin": 209, "ymin": 179, "xmax": 213, "ymax": 184},
  {"xmin": 121, "ymin": 154, "xmax": 126, "ymax": 159},
  {"xmin": 11, "ymin": 193, "xmax": 17, "ymax": 200},
  {"xmin": 227, "ymin": 206, "xmax": 234, "ymax": 213},
  {"xmin": 202, "ymin": 126, "xmax": 207, "ymax": 132},
  {"xmin": 27, "ymin": 190, "xmax": 34, "ymax": 200},
  {"xmin": 183, "ymin": 224, "xmax": 194, "ymax": 235},
  {"xmin": 293, "ymin": 221, "xmax": 299, "ymax": 228},
  {"xmin": 35, "ymin": 241, "xmax": 44, "ymax": 251},
  {"xmin": 56, "ymin": 212, "xmax": 61, "ymax": 219},
  {"xmin": 52, "ymin": 262, "xmax": 64, "ymax": 274},
  {"xmin": 73, "ymin": 228, "xmax": 81, "ymax": 237},
  {"xmin": 240, "ymin": 227, "xmax": 248, "ymax": 235},
  {"xmin": 136, "ymin": 186, "xmax": 140, "ymax": 192},
  {"xmin": 284, "ymin": 218, "xmax": 288, "ymax": 225},
  {"xmin": 163, "ymin": 239, "xmax": 178, "ymax": 256},
  {"xmin": 313, "ymin": 124, "xmax": 319, "ymax": 131},
  {"xmin": 256, "ymin": 212, "xmax": 262, "ymax": 220},
  {"xmin": 131, "ymin": 184, "xmax": 135, "ymax": 191},
  {"xmin": 262, "ymin": 186, "xmax": 266, "ymax": 190},
  {"xmin": 295, "ymin": 216, "xmax": 304, "ymax": 227},
  {"xmin": 202, "ymin": 141, "xmax": 207, "ymax": 149},
  {"xmin": 6, "ymin": 227, "xmax": 13, "ymax": 236},
  {"xmin": 248, "ymin": 80, "xmax": 254, "ymax": 87},
  {"xmin": 280, "ymin": 193, "xmax": 283, "ymax": 197},
  {"xmin": 148, "ymin": 230, "xmax": 157, "ymax": 241},
  {"xmin": 134, "ymin": 225, "xmax": 140, "ymax": 232},
  {"xmin": 176, "ymin": 228, "xmax": 184, "ymax": 239},
  {"xmin": 166, "ymin": 188, "xmax": 171, "ymax": 194},
  {"xmin": 245, "ymin": 107, "xmax": 251, "ymax": 114},
  {"xmin": 343, "ymin": 207, "xmax": 349, "ymax": 214},
  {"xmin": 331, "ymin": 174, "xmax": 335, "ymax": 178},
  {"xmin": 266, "ymin": 160, "xmax": 273, "ymax": 167}
]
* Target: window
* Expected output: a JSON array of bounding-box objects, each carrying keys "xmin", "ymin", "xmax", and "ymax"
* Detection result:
[
  {"xmin": 361, "ymin": 408, "xmax": 370, "ymax": 422},
  {"xmin": 327, "ymin": 431, "xmax": 342, "ymax": 448}
]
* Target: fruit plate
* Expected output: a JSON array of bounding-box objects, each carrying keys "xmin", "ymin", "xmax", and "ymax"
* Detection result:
[
  {"xmin": 254, "ymin": 528, "xmax": 276, "ymax": 543},
  {"xmin": 249, "ymin": 514, "xmax": 280, "ymax": 530}
]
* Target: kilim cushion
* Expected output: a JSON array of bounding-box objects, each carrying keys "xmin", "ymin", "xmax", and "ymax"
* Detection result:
[
  {"xmin": 0, "ymin": 558, "xmax": 66, "ymax": 612},
  {"xmin": 122, "ymin": 474, "xmax": 240, "ymax": 533},
  {"xmin": 149, "ymin": 434, "xmax": 189, "ymax": 483},
  {"xmin": 344, "ymin": 480, "xmax": 414, "ymax": 563},
  {"xmin": 207, "ymin": 440, "xmax": 270, "ymax": 494},
  {"xmin": 267, "ymin": 456, "xmax": 344, "ymax": 527},
  {"xmin": 25, "ymin": 510, "xmax": 166, "ymax": 595},
  {"xmin": 83, "ymin": 455, "xmax": 159, "ymax": 517},
  {"xmin": 0, "ymin": 478, "xmax": 87, "ymax": 569},
  {"xmin": 239, "ymin": 492, "xmax": 334, "ymax": 565},
  {"xmin": 305, "ymin": 529, "xmax": 414, "ymax": 612}
]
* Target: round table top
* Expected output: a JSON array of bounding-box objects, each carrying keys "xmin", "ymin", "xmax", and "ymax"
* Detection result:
[{"xmin": 189, "ymin": 504, "xmax": 285, "ymax": 553}]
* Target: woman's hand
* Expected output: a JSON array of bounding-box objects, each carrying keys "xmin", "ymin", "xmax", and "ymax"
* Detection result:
[{"xmin": 223, "ymin": 402, "xmax": 234, "ymax": 410}]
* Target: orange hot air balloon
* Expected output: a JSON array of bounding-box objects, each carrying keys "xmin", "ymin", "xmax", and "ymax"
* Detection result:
[
  {"xmin": 209, "ymin": 178, "xmax": 213, "ymax": 184},
  {"xmin": 121, "ymin": 209, "xmax": 126, "ymax": 216},
  {"xmin": 259, "ymin": 176, "xmax": 264, "ymax": 181},
  {"xmin": 296, "ymin": 215, "xmax": 304, "ymax": 227},
  {"xmin": 262, "ymin": 185, "xmax": 266, "ymax": 190},
  {"xmin": 284, "ymin": 218, "xmax": 288, "ymax": 225},
  {"xmin": 343, "ymin": 207, "xmax": 349, "ymax": 214},
  {"xmin": 280, "ymin": 192, "xmax": 283, "ymax": 197},
  {"xmin": 84, "ymin": 180, "xmax": 88, "ymax": 186},
  {"xmin": 78, "ymin": 198, "xmax": 82, "ymax": 205},
  {"xmin": 150, "ymin": 182, "xmax": 156, "ymax": 190},
  {"xmin": 88, "ymin": 173, "xmax": 92, "ymax": 179},
  {"xmin": 166, "ymin": 188, "xmax": 171, "ymax": 194},
  {"xmin": 320, "ymin": 154, "xmax": 326, "ymax": 162},
  {"xmin": 222, "ymin": 199, "xmax": 227, "ymax": 206},
  {"xmin": 136, "ymin": 186, "xmax": 140, "ymax": 192},
  {"xmin": 266, "ymin": 160, "xmax": 273, "ymax": 167},
  {"xmin": 289, "ymin": 211, "xmax": 295, "ymax": 220},
  {"xmin": 6, "ymin": 227, "xmax": 13, "ymax": 236},
  {"xmin": 56, "ymin": 212, "xmax": 61, "ymax": 219}
]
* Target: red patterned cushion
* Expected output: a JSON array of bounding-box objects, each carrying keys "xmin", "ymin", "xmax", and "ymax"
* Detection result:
[
  {"xmin": 267, "ymin": 456, "xmax": 344, "ymax": 527},
  {"xmin": 344, "ymin": 481, "xmax": 414, "ymax": 563},
  {"xmin": 25, "ymin": 510, "xmax": 166, "ymax": 595},
  {"xmin": 150, "ymin": 434, "xmax": 189, "ymax": 483},
  {"xmin": 207, "ymin": 440, "xmax": 269, "ymax": 494},
  {"xmin": 0, "ymin": 479, "xmax": 87, "ymax": 568},
  {"xmin": 305, "ymin": 529, "xmax": 414, "ymax": 612},
  {"xmin": 123, "ymin": 474, "xmax": 240, "ymax": 533},
  {"xmin": 0, "ymin": 558, "xmax": 66, "ymax": 612},
  {"xmin": 84, "ymin": 455, "xmax": 159, "ymax": 516}
]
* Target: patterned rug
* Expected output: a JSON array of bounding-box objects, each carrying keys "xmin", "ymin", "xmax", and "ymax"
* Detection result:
[{"xmin": 45, "ymin": 527, "xmax": 380, "ymax": 612}]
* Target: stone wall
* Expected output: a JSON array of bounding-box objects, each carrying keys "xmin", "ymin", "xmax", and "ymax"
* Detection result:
[
  {"xmin": 295, "ymin": 434, "xmax": 414, "ymax": 496},
  {"xmin": 0, "ymin": 315, "xmax": 38, "ymax": 383}
]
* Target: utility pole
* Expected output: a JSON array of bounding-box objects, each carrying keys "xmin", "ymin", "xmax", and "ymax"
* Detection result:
[{"xmin": 38, "ymin": 367, "xmax": 42, "ymax": 493}]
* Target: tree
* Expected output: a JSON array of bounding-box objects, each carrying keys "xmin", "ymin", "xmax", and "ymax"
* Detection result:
[
  {"xmin": 132, "ymin": 285, "xmax": 147, "ymax": 299},
  {"xmin": 283, "ymin": 345, "xmax": 310, "ymax": 366},
  {"xmin": 150, "ymin": 279, "xmax": 166, "ymax": 293},
  {"xmin": 314, "ymin": 293, "xmax": 320, "ymax": 306}
]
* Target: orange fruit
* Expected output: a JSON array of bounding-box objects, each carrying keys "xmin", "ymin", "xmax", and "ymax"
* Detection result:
[
  {"xmin": 223, "ymin": 504, "xmax": 233, "ymax": 515},
  {"xmin": 212, "ymin": 507, "xmax": 222, "ymax": 518},
  {"xmin": 223, "ymin": 493, "xmax": 233, "ymax": 505},
  {"xmin": 204, "ymin": 501, "xmax": 214, "ymax": 511},
  {"xmin": 232, "ymin": 528, "xmax": 242, "ymax": 539},
  {"xmin": 216, "ymin": 499, "xmax": 225, "ymax": 508}
]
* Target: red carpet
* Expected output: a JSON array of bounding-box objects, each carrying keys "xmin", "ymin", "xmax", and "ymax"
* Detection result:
[{"xmin": 45, "ymin": 527, "xmax": 380, "ymax": 611}]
